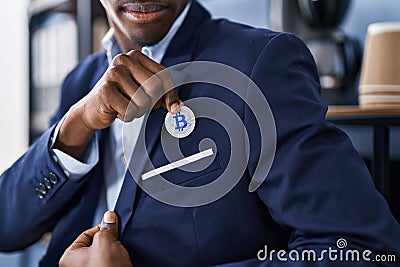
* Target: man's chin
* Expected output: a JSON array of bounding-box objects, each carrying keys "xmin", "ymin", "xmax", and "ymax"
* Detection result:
[
  {"xmin": 128, "ymin": 29, "xmax": 169, "ymax": 48},
  {"xmin": 132, "ymin": 38, "xmax": 159, "ymax": 48}
]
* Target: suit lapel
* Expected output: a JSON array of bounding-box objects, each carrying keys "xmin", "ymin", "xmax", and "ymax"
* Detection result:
[
  {"xmin": 114, "ymin": 1, "xmax": 212, "ymax": 233},
  {"xmin": 162, "ymin": 1, "xmax": 211, "ymax": 68},
  {"xmin": 115, "ymin": 108, "xmax": 168, "ymax": 233}
]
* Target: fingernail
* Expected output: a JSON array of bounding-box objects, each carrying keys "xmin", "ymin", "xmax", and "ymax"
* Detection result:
[
  {"xmin": 103, "ymin": 211, "xmax": 116, "ymax": 224},
  {"xmin": 170, "ymin": 103, "xmax": 181, "ymax": 114}
]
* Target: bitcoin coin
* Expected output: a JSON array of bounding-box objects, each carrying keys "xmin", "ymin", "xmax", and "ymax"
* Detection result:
[{"xmin": 164, "ymin": 105, "xmax": 195, "ymax": 138}]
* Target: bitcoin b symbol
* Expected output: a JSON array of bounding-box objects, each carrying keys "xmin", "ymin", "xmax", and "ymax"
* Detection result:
[{"xmin": 173, "ymin": 113, "xmax": 188, "ymax": 132}]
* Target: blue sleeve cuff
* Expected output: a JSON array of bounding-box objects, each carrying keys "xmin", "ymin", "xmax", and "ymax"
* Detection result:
[{"xmin": 50, "ymin": 115, "xmax": 99, "ymax": 182}]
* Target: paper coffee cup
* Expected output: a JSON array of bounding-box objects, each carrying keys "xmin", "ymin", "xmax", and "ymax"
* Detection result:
[{"xmin": 359, "ymin": 22, "xmax": 400, "ymax": 107}]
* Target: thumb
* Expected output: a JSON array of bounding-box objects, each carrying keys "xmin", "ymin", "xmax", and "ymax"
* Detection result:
[
  {"xmin": 163, "ymin": 88, "xmax": 182, "ymax": 114},
  {"xmin": 99, "ymin": 211, "xmax": 119, "ymax": 240}
]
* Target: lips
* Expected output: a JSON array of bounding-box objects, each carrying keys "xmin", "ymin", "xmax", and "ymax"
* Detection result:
[
  {"xmin": 120, "ymin": 3, "xmax": 168, "ymax": 23},
  {"xmin": 122, "ymin": 3, "xmax": 165, "ymax": 12}
]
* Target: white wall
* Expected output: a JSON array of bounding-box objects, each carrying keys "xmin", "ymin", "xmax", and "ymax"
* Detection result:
[
  {"xmin": 0, "ymin": 1, "xmax": 29, "ymax": 173},
  {"xmin": 198, "ymin": 0, "xmax": 269, "ymax": 28},
  {"xmin": 342, "ymin": 0, "xmax": 400, "ymax": 44}
]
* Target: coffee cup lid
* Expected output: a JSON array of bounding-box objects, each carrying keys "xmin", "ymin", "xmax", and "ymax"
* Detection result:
[{"xmin": 368, "ymin": 22, "xmax": 400, "ymax": 35}]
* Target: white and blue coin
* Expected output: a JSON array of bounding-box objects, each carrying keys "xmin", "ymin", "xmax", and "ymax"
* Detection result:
[{"xmin": 164, "ymin": 105, "xmax": 195, "ymax": 138}]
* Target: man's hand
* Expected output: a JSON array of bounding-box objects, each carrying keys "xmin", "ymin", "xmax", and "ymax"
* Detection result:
[
  {"xmin": 59, "ymin": 211, "xmax": 133, "ymax": 267},
  {"xmin": 54, "ymin": 50, "xmax": 181, "ymax": 159}
]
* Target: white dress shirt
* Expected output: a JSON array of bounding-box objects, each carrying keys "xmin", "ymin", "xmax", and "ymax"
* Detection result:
[{"xmin": 51, "ymin": 2, "xmax": 191, "ymax": 213}]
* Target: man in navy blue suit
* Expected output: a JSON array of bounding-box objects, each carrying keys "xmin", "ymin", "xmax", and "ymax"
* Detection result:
[{"xmin": 1, "ymin": 0, "xmax": 400, "ymax": 266}]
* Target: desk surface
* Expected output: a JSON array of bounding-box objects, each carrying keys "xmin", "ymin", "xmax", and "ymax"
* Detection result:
[
  {"xmin": 326, "ymin": 106, "xmax": 400, "ymax": 125},
  {"xmin": 327, "ymin": 105, "xmax": 400, "ymax": 117}
]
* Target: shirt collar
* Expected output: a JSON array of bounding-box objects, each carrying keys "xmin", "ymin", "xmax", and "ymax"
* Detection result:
[{"xmin": 102, "ymin": 1, "xmax": 191, "ymax": 64}]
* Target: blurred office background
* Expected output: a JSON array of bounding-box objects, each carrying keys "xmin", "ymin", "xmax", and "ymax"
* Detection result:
[
  {"xmin": 1, "ymin": 0, "xmax": 400, "ymax": 266},
  {"xmin": 0, "ymin": 1, "xmax": 29, "ymax": 175}
]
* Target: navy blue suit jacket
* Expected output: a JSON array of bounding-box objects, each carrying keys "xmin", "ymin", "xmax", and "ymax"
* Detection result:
[{"xmin": 1, "ymin": 2, "xmax": 399, "ymax": 266}]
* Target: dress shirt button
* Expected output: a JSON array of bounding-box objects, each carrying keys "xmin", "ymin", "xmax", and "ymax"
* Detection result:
[
  {"xmin": 121, "ymin": 156, "xmax": 127, "ymax": 166},
  {"xmin": 49, "ymin": 172, "xmax": 59, "ymax": 184},
  {"xmin": 141, "ymin": 47, "xmax": 152, "ymax": 58},
  {"xmin": 43, "ymin": 177, "xmax": 52, "ymax": 190}
]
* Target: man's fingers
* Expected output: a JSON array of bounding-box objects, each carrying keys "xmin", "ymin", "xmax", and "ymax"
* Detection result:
[
  {"xmin": 69, "ymin": 225, "xmax": 100, "ymax": 250},
  {"xmin": 125, "ymin": 50, "xmax": 182, "ymax": 113},
  {"xmin": 113, "ymin": 50, "xmax": 182, "ymax": 114},
  {"xmin": 97, "ymin": 82, "xmax": 132, "ymax": 122},
  {"xmin": 98, "ymin": 211, "xmax": 119, "ymax": 240},
  {"xmin": 65, "ymin": 212, "xmax": 119, "ymax": 253},
  {"xmin": 127, "ymin": 50, "xmax": 164, "ymax": 74},
  {"xmin": 163, "ymin": 89, "xmax": 181, "ymax": 114}
]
